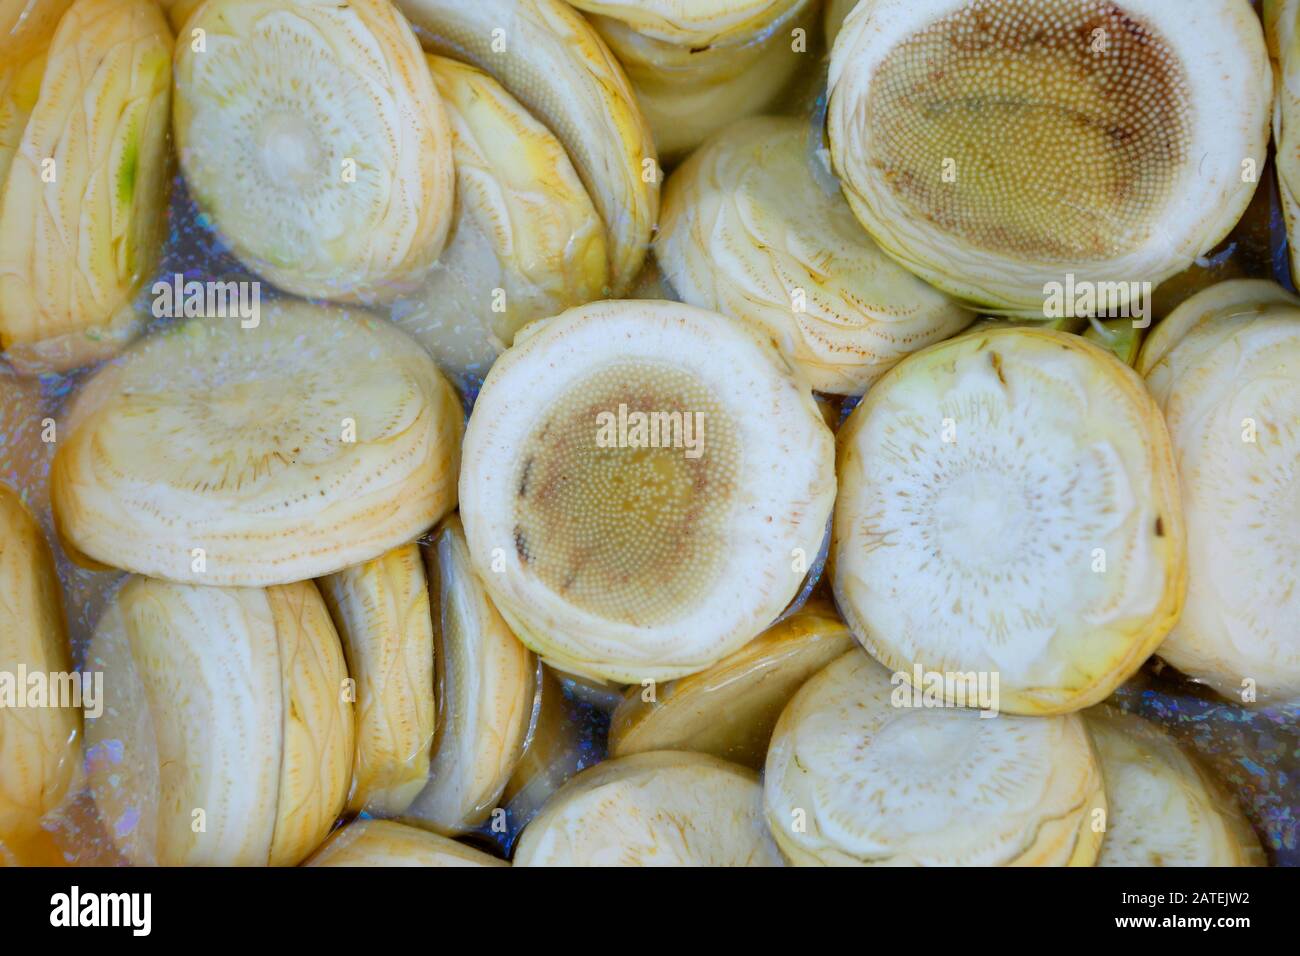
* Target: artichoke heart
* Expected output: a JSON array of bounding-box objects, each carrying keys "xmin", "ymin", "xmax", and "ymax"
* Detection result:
[
  {"xmin": 307, "ymin": 818, "xmax": 506, "ymax": 867},
  {"xmin": 567, "ymin": 0, "xmax": 817, "ymax": 161},
  {"xmin": 832, "ymin": 327, "xmax": 1186, "ymax": 716},
  {"xmin": 395, "ymin": 0, "xmax": 658, "ymax": 294},
  {"xmin": 0, "ymin": 484, "xmax": 79, "ymax": 842},
  {"xmin": 828, "ymin": 0, "xmax": 1270, "ymax": 316},
  {"xmin": 764, "ymin": 650, "xmax": 1106, "ymax": 866},
  {"xmin": 0, "ymin": 0, "xmax": 172, "ymax": 373},
  {"xmin": 514, "ymin": 750, "xmax": 783, "ymax": 866},
  {"xmin": 319, "ymin": 543, "xmax": 436, "ymax": 817},
  {"xmin": 51, "ymin": 302, "xmax": 463, "ymax": 587},
  {"xmin": 1087, "ymin": 708, "xmax": 1265, "ymax": 866},
  {"xmin": 394, "ymin": 55, "xmax": 608, "ymax": 383},
  {"xmin": 657, "ymin": 116, "xmax": 973, "ymax": 395},
  {"xmin": 458, "ymin": 299, "xmax": 836, "ymax": 685},
  {"xmin": 173, "ymin": 0, "xmax": 456, "ymax": 303},
  {"xmin": 85, "ymin": 577, "xmax": 353, "ymax": 866},
  {"xmin": 1138, "ymin": 280, "xmax": 1300, "ymax": 707},
  {"xmin": 404, "ymin": 515, "xmax": 536, "ymax": 836},
  {"xmin": 609, "ymin": 599, "xmax": 855, "ymax": 769}
]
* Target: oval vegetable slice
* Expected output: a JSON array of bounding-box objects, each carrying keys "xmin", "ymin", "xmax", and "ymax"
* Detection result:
[
  {"xmin": 1087, "ymin": 708, "xmax": 1265, "ymax": 866},
  {"xmin": 394, "ymin": 55, "xmax": 607, "ymax": 383},
  {"xmin": 833, "ymin": 327, "xmax": 1185, "ymax": 715},
  {"xmin": 514, "ymin": 750, "xmax": 782, "ymax": 866},
  {"xmin": 567, "ymin": 0, "xmax": 816, "ymax": 161},
  {"xmin": 395, "ymin": 0, "xmax": 657, "ymax": 294},
  {"xmin": 51, "ymin": 302, "xmax": 463, "ymax": 587},
  {"xmin": 657, "ymin": 116, "xmax": 971, "ymax": 395},
  {"xmin": 1138, "ymin": 281, "xmax": 1300, "ymax": 705},
  {"xmin": 0, "ymin": 0, "xmax": 172, "ymax": 373},
  {"xmin": 173, "ymin": 0, "xmax": 454, "ymax": 303},
  {"xmin": 85, "ymin": 577, "xmax": 352, "ymax": 866},
  {"xmin": 319, "ymin": 544, "xmax": 435, "ymax": 816},
  {"xmin": 765, "ymin": 650, "xmax": 1105, "ymax": 865},
  {"xmin": 459, "ymin": 299, "xmax": 836, "ymax": 684},
  {"xmin": 404, "ymin": 515, "xmax": 535, "ymax": 835},
  {"xmin": 307, "ymin": 819, "xmax": 505, "ymax": 867},
  {"xmin": 609, "ymin": 599, "xmax": 855, "ymax": 769},
  {"xmin": 0, "ymin": 484, "xmax": 78, "ymax": 842},
  {"xmin": 828, "ymin": 0, "xmax": 1270, "ymax": 316}
]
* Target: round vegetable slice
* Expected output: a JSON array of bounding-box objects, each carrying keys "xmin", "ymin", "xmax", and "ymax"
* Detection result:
[
  {"xmin": 656, "ymin": 115, "xmax": 971, "ymax": 395},
  {"xmin": 609, "ymin": 599, "xmax": 855, "ymax": 769},
  {"xmin": 51, "ymin": 302, "xmax": 463, "ymax": 587},
  {"xmin": 319, "ymin": 543, "xmax": 435, "ymax": 816},
  {"xmin": 0, "ymin": 484, "xmax": 78, "ymax": 842},
  {"xmin": 765, "ymin": 650, "xmax": 1105, "ymax": 865},
  {"xmin": 514, "ymin": 750, "xmax": 782, "ymax": 866},
  {"xmin": 459, "ymin": 299, "xmax": 836, "ymax": 684},
  {"xmin": 394, "ymin": 55, "xmax": 607, "ymax": 383},
  {"xmin": 1138, "ymin": 280, "xmax": 1300, "ymax": 705},
  {"xmin": 828, "ymin": 0, "xmax": 1270, "ymax": 316},
  {"xmin": 404, "ymin": 515, "xmax": 535, "ymax": 835},
  {"xmin": 567, "ymin": 0, "xmax": 816, "ymax": 160},
  {"xmin": 0, "ymin": 0, "xmax": 172, "ymax": 372},
  {"xmin": 307, "ymin": 819, "xmax": 505, "ymax": 867},
  {"xmin": 1087, "ymin": 708, "xmax": 1265, "ymax": 866},
  {"xmin": 832, "ymin": 327, "xmax": 1185, "ymax": 715},
  {"xmin": 172, "ymin": 0, "xmax": 455, "ymax": 303},
  {"xmin": 85, "ymin": 577, "xmax": 353, "ymax": 866}
]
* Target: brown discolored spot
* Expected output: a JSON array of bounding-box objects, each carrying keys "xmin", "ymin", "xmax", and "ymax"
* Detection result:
[{"xmin": 1154, "ymin": 515, "xmax": 1164, "ymax": 537}]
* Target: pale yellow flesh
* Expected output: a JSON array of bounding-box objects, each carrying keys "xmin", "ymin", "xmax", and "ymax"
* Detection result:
[
  {"xmin": 172, "ymin": 0, "xmax": 454, "ymax": 304},
  {"xmin": 0, "ymin": 0, "xmax": 172, "ymax": 373},
  {"xmin": 307, "ymin": 818, "xmax": 506, "ymax": 867},
  {"xmin": 396, "ymin": 55, "xmax": 607, "ymax": 383},
  {"xmin": 404, "ymin": 515, "xmax": 535, "ymax": 835},
  {"xmin": 395, "ymin": 0, "xmax": 658, "ymax": 293},
  {"xmin": 319, "ymin": 544, "xmax": 436, "ymax": 816},
  {"xmin": 514, "ymin": 750, "xmax": 783, "ymax": 866},
  {"xmin": 85, "ymin": 578, "xmax": 352, "ymax": 866},
  {"xmin": 656, "ymin": 115, "xmax": 972, "ymax": 394},
  {"xmin": 833, "ymin": 327, "xmax": 1186, "ymax": 715},
  {"xmin": 609, "ymin": 600, "xmax": 855, "ymax": 769},
  {"xmin": 0, "ymin": 485, "xmax": 79, "ymax": 841},
  {"xmin": 765, "ymin": 650, "xmax": 1105, "ymax": 866},
  {"xmin": 51, "ymin": 303, "xmax": 463, "ymax": 586},
  {"xmin": 1087, "ymin": 709, "xmax": 1264, "ymax": 866}
]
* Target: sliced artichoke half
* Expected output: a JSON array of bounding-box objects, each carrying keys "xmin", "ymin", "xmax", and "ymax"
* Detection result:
[
  {"xmin": 1138, "ymin": 280, "xmax": 1300, "ymax": 706},
  {"xmin": 567, "ymin": 0, "xmax": 816, "ymax": 161},
  {"xmin": 832, "ymin": 327, "xmax": 1186, "ymax": 715},
  {"xmin": 828, "ymin": 0, "xmax": 1270, "ymax": 316},
  {"xmin": 657, "ymin": 115, "xmax": 972, "ymax": 395},
  {"xmin": 609, "ymin": 598, "xmax": 855, "ymax": 770},
  {"xmin": 51, "ymin": 302, "xmax": 463, "ymax": 587},
  {"xmin": 514, "ymin": 750, "xmax": 783, "ymax": 866},
  {"xmin": 307, "ymin": 818, "xmax": 505, "ymax": 867},
  {"xmin": 403, "ymin": 515, "xmax": 536, "ymax": 836},
  {"xmin": 173, "ymin": 0, "xmax": 455, "ymax": 303},
  {"xmin": 0, "ymin": 484, "xmax": 79, "ymax": 842},
  {"xmin": 86, "ymin": 577, "xmax": 353, "ymax": 866},
  {"xmin": 459, "ymin": 299, "xmax": 836, "ymax": 684},
  {"xmin": 319, "ymin": 543, "xmax": 436, "ymax": 817},
  {"xmin": 765, "ymin": 650, "xmax": 1105, "ymax": 865},
  {"xmin": 1087, "ymin": 708, "xmax": 1265, "ymax": 866},
  {"xmin": 0, "ymin": 0, "xmax": 172, "ymax": 373}
]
